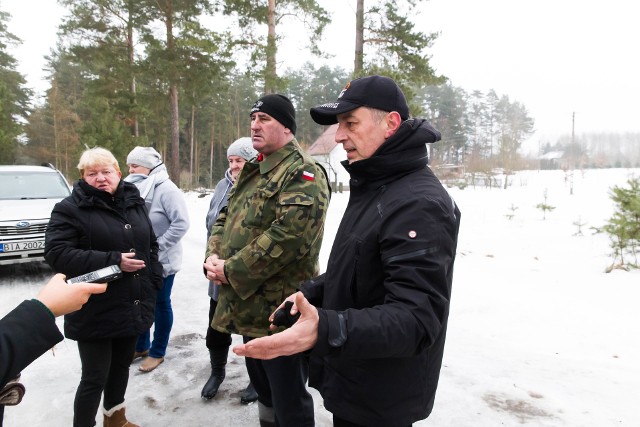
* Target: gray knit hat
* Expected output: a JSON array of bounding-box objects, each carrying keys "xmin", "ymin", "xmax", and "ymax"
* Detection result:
[
  {"xmin": 126, "ymin": 146, "xmax": 163, "ymax": 169},
  {"xmin": 227, "ymin": 137, "xmax": 258, "ymax": 161}
]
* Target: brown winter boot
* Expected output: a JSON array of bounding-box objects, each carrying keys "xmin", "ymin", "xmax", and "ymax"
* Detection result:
[{"xmin": 103, "ymin": 403, "xmax": 140, "ymax": 427}]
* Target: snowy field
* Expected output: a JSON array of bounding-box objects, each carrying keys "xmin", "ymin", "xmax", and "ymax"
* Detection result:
[{"xmin": 1, "ymin": 168, "xmax": 639, "ymax": 426}]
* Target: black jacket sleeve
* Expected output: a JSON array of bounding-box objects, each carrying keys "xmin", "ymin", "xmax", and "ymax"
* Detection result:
[
  {"xmin": 299, "ymin": 273, "xmax": 325, "ymax": 306},
  {"xmin": 44, "ymin": 202, "xmax": 122, "ymax": 277},
  {"xmin": 0, "ymin": 300, "xmax": 63, "ymax": 389}
]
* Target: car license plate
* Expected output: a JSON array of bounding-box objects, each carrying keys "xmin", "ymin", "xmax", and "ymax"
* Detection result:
[{"xmin": 0, "ymin": 240, "xmax": 45, "ymax": 253}]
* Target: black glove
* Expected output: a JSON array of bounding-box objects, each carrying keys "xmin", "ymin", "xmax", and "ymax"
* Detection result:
[{"xmin": 272, "ymin": 301, "xmax": 301, "ymax": 328}]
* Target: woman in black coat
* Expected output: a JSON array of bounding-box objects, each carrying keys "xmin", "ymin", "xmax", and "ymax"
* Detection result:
[{"xmin": 45, "ymin": 147, "xmax": 162, "ymax": 427}]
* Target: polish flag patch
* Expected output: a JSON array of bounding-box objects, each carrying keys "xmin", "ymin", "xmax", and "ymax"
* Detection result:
[{"xmin": 301, "ymin": 171, "xmax": 315, "ymax": 181}]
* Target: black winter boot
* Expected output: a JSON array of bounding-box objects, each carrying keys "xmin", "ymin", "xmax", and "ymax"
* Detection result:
[
  {"xmin": 201, "ymin": 348, "xmax": 228, "ymax": 400},
  {"xmin": 240, "ymin": 381, "xmax": 259, "ymax": 404}
]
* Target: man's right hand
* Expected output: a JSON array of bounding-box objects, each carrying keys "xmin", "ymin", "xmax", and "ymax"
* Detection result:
[{"xmin": 232, "ymin": 292, "xmax": 319, "ymax": 359}]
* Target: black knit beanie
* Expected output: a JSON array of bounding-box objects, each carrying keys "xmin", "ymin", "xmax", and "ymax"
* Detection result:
[{"xmin": 249, "ymin": 94, "xmax": 297, "ymax": 135}]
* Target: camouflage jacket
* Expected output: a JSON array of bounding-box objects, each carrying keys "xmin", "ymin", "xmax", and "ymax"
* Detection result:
[{"xmin": 207, "ymin": 139, "xmax": 330, "ymax": 337}]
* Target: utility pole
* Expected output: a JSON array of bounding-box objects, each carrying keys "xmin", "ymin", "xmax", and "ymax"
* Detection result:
[
  {"xmin": 570, "ymin": 112, "xmax": 575, "ymax": 195},
  {"xmin": 354, "ymin": 0, "xmax": 364, "ymax": 75},
  {"xmin": 571, "ymin": 112, "xmax": 575, "ymax": 145}
]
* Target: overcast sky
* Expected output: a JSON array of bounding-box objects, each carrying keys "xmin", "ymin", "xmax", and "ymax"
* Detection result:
[{"xmin": 4, "ymin": 0, "xmax": 640, "ymax": 153}]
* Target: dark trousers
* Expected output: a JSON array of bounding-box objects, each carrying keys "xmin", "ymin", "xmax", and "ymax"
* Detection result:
[
  {"xmin": 243, "ymin": 336, "xmax": 314, "ymax": 427},
  {"xmin": 333, "ymin": 415, "xmax": 412, "ymax": 427},
  {"xmin": 74, "ymin": 336, "xmax": 137, "ymax": 427},
  {"xmin": 206, "ymin": 298, "xmax": 232, "ymax": 349}
]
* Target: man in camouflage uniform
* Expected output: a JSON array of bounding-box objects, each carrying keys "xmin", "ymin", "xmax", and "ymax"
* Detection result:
[{"xmin": 204, "ymin": 94, "xmax": 330, "ymax": 427}]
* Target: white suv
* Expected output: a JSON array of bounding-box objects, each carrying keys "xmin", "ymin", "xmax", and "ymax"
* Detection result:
[{"xmin": 0, "ymin": 165, "xmax": 71, "ymax": 265}]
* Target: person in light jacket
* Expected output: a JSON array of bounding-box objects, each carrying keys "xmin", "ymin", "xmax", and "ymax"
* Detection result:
[
  {"xmin": 201, "ymin": 137, "xmax": 258, "ymax": 404},
  {"xmin": 125, "ymin": 146, "xmax": 190, "ymax": 373}
]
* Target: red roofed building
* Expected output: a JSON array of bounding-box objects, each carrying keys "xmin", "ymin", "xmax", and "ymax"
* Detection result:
[{"xmin": 307, "ymin": 124, "xmax": 350, "ymax": 191}]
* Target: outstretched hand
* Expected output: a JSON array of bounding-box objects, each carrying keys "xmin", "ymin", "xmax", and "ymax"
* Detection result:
[
  {"xmin": 37, "ymin": 273, "xmax": 108, "ymax": 317},
  {"xmin": 233, "ymin": 292, "xmax": 319, "ymax": 360}
]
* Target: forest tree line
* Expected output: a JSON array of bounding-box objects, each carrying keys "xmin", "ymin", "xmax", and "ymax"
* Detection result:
[{"xmin": 6, "ymin": 0, "xmax": 628, "ymax": 190}]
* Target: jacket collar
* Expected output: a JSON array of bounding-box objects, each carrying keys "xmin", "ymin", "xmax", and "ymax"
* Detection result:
[
  {"xmin": 249, "ymin": 138, "xmax": 300, "ymax": 175},
  {"xmin": 224, "ymin": 168, "xmax": 234, "ymax": 185},
  {"xmin": 74, "ymin": 179, "xmax": 143, "ymax": 208},
  {"xmin": 343, "ymin": 118, "xmax": 440, "ymax": 188}
]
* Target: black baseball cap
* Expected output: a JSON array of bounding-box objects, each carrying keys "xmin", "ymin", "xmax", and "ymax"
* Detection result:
[{"xmin": 310, "ymin": 75, "xmax": 410, "ymax": 125}]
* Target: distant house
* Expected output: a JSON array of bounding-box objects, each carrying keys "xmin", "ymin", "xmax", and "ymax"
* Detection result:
[
  {"xmin": 539, "ymin": 150, "xmax": 566, "ymax": 169},
  {"xmin": 307, "ymin": 124, "xmax": 350, "ymax": 191}
]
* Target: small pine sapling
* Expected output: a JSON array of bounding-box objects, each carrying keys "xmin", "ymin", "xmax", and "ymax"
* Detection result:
[
  {"xmin": 572, "ymin": 216, "xmax": 587, "ymax": 236},
  {"xmin": 535, "ymin": 189, "xmax": 555, "ymax": 220},
  {"xmin": 505, "ymin": 204, "xmax": 518, "ymax": 220}
]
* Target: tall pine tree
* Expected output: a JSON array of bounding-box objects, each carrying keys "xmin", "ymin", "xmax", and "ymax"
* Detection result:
[
  {"xmin": 0, "ymin": 9, "xmax": 32, "ymax": 163},
  {"xmin": 221, "ymin": 0, "xmax": 329, "ymax": 93}
]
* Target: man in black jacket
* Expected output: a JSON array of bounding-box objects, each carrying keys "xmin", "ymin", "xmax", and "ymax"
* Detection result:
[
  {"xmin": 0, "ymin": 274, "xmax": 107, "ymax": 425},
  {"xmin": 234, "ymin": 75, "xmax": 461, "ymax": 427}
]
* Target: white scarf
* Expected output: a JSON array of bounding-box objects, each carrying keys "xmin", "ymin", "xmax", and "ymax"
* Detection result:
[{"xmin": 124, "ymin": 164, "xmax": 169, "ymax": 208}]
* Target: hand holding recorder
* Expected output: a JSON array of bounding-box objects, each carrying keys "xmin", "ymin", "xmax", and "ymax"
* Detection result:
[{"xmin": 37, "ymin": 274, "xmax": 108, "ymax": 317}]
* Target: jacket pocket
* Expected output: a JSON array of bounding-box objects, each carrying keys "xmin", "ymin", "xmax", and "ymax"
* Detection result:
[{"xmin": 244, "ymin": 187, "xmax": 277, "ymax": 227}]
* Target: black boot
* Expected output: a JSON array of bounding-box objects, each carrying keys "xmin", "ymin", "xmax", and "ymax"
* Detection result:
[
  {"xmin": 201, "ymin": 348, "xmax": 228, "ymax": 399},
  {"xmin": 240, "ymin": 381, "xmax": 259, "ymax": 404}
]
